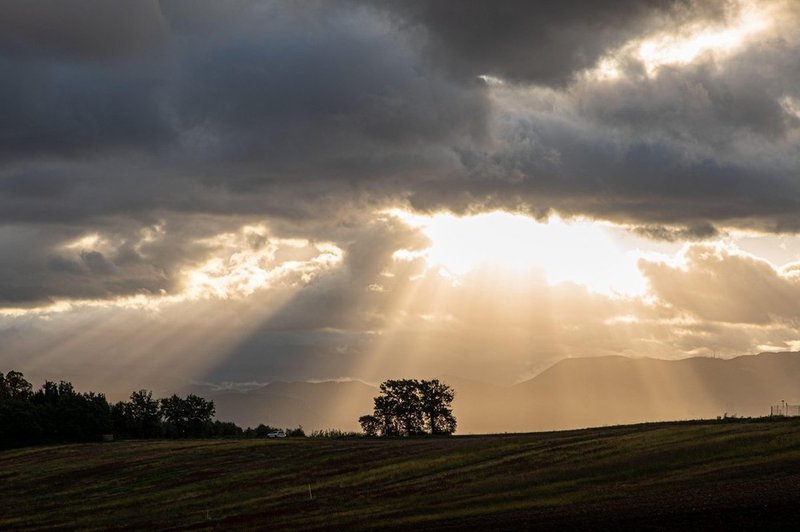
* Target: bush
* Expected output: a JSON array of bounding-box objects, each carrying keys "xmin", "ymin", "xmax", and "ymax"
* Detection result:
[
  {"xmin": 285, "ymin": 426, "xmax": 306, "ymax": 437},
  {"xmin": 310, "ymin": 428, "xmax": 363, "ymax": 438}
]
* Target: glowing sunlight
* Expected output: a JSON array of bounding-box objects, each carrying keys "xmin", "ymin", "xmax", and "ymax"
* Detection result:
[
  {"xmin": 637, "ymin": 2, "xmax": 770, "ymax": 75},
  {"xmin": 583, "ymin": 0, "xmax": 775, "ymax": 81},
  {"xmin": 392, "ymin": 210, "xmax": 647, "ymax": 296}
]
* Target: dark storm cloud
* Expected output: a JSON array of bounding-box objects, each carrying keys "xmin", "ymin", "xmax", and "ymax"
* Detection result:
[
  {"xmin": 0, "ymin": 58, "xmax": 173, "ymax": 161},
  {"xmin": 409, "ymin": 118, "xmax": 800, "ymax": 230},
  {"xmin": 633, "ymin": 222, "xmax": 719, "ymax": 242},
  {"xmin": 0, "ymin": 0, "xmax": 487, "ymax": 200},
  {"xmin": 377, "ymin": 0, "xmax": 725, "ymax": 85},
  {"xmin": 0, "ymin": 0, "xmax": 167, "ymax": 61},
  {"xmin": 574, "ymin": 48, "xmax": 800, "ymax": 150},
  {"xmin": 407, "ymin": 4, "xmax": 800, "ymax": 230},
  {"xmin": 170, "ymin": 8, "xmax": 488, "ymax": 186}
]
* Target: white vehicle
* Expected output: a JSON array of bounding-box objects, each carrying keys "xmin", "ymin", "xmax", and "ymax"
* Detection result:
[{"xmin": 266, "ymin": 430, "xmax": 286, "ymax": 438}]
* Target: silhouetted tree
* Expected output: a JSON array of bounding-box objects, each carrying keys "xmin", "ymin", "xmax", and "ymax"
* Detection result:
[
  {"xmin": 209, "ymin": 420, "xmax": 243, "ymax": 437},
  {"xmin": 0, "ymin": 371, "xmax": 40, "ymax": 445},
  {"xmin": 111, "ymin": 401, "xmax": 130, "ymax": 436},
  {"xmin": 130, "ymin": 390, "xmax": 161, "ymax": 434},
  {"xmin": 0, "ymin": 371, "xmax": 33, "ymax": 400},
  {"xmin": 160, "ymin": 394, "xmax": 215, "ymax": 438},
  {"xmin": 419, "ymin": 379, "xmax": 457, "ymax": 435},
  {"xmin": 358, "ymin": 415, "xmax": 381, "ymax": 437},
  {"xmin": 0, "ymin": 398, "xmax": 42, "ymax": 444},
  {"xmin": 112, "ymin": 390, "xmax": 162, "ymax": 438},
  {"xmin": 30, "ymin": 380, "xmax": 111, "ymax": 441},
  {"xmin": 360, "ymin": 379, "xmax": 456, "ymax": 436}
]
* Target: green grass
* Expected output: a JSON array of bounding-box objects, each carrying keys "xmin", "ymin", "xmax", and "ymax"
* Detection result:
[{"xmin": 2, "ymin": 418, "xmax": 800, "ymax": 530}]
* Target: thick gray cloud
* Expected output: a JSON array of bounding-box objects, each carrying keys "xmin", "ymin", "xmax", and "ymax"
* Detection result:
[
  {"xmin": 0, "ymin": 218, "xmax": 178, "ymax": 305},
  {"xmin": 0, "ymin": 59, "xmax": 173, "ymax": 161},
  {"xmin": 634, "ymin": 222, "xmax": 719, "ymax": 242},
  {"xmin": 0, "ymin": 0, "xmax": 167, "ymax": 61},
  {"xmin": 377, "ymin": 0, "xmax": 723, "ymax": 85},
  {"xmin": 1, "ymin": 0, "xmax": 800, "ymax": 307},
  {"xmin": 0, "ymin": 0, "xmax": 487, "ymax": 207},
  {"xmin": 169, "ymin": 8, "xmax": 488, "ymax": 186},
  {"xmin": 408, "ymin": 9, "xmax": 800, "ymax": 230}
]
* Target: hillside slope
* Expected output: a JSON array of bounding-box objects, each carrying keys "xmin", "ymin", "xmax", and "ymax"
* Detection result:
[
  {"xmin": 505, "ymin": 351, "xmax": 800, "ymax": 430},
  {"xmin": 441, "ymin": 351, "xmax": 800, "ymax": 433},
  {"xmin": 2, "ymin": 419, "xmax": 800, "ymax": 530}
]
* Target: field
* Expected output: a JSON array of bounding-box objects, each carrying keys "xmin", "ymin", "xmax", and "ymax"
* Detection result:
[{"xmin": 2, "ymin": 418, "xmax": 800, "ymax": 530}]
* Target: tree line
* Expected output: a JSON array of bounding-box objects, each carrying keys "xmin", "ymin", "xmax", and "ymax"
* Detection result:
[
  {"xmin": 2, "ymin": 371, "xmax": 456, "ymax": 446},
  {"xmin": 0, "ymin": 370, "xmax": 302, "ymax": 448}
]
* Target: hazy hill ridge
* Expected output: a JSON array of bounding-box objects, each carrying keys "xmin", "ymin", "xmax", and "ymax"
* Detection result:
[
  {"xmin": 207, "ymin": 352, "xmax": 800, "ymax": 433},
  {"xmin": 209, "ymin": 380, "xmax": 378, "ymax": 431}
]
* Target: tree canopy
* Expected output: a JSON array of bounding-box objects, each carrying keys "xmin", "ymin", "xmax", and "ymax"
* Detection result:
[
  {"xmin": 1, "ymin": 372, "xmax": 112, "ymax": 445},
  {"xmin": 160, "ymin": 393, "xmax": 216, "ymax": 438},
  {"xmin": 359, "ymin": 379, "xmax": 456, "ymax": 437},
  {"xmin": 0, "ymin": 370, "xmax": 229, "ymax": 447}
]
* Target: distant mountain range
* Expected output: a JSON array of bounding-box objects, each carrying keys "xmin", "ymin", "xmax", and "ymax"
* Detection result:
[{"xmin": 205, "ymin": 352, "xmax": 800, "ymax": 434}]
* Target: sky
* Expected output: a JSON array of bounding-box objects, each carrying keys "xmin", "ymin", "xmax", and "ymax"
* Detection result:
[{"xmin": 2, "ymin": 0, "xmax": 800, "ymax": 398}]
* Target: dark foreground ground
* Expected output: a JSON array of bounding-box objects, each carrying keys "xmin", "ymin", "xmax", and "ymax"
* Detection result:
[{"xmin": 2, "ymin": 418, "xmax": 800, "ymax": 530}]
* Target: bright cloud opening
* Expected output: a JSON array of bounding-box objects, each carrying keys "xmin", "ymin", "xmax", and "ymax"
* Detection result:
[
  {"xmin": 183, "ymin": 225, "xmax": 343, "ymax": 300},
  {"xmin": 585, "ymin": 0, "xmax": 774, "ymax": 81},
  {"xmin": 637, "ymin": 1, "xmax": 770, "ymax": 74},
  {"xmin": 391, "ymin": 210, "xmax": 648, "ymax": 296}
]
